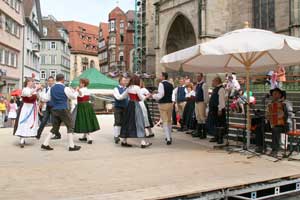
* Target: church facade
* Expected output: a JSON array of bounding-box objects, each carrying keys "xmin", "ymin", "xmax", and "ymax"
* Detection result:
[{"xmin": 144, "ymin": 0, "xmax": 300, "ymax": 77}]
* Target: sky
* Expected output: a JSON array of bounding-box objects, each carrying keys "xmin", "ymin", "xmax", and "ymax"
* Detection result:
[{"xmin": 40, "ymin": 0, "xmax": 135, "ymax": 26}]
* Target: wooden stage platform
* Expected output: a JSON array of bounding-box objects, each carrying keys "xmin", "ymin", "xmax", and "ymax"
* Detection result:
[{"xmin": 1, "ymin": 115, "xmax": 300, "ymax": 200}]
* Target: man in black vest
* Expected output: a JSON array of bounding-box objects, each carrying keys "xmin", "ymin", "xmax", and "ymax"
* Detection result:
[
  {"xmin": 207, "ymin": 76, "xmax": 226, "ymax": 144},
  {"xmin": 172, "ymin": 78, "xmax": 187, "ymax": 131},
  {"xmin": 153, "ymin": 72, "xmax": 174, "ymax": 145},
  {"xmin": 113, "ymin": 76, "xmax": 129, "ymax": 145},
  {"xmin": 192, "ymin": 73, "xmax": 209, "ymax": 138}
]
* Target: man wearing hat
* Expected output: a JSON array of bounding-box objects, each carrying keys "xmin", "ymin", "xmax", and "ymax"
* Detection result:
[{"xmin": 266, "ymin": 88, "xmax": 288, "ymax": 156}]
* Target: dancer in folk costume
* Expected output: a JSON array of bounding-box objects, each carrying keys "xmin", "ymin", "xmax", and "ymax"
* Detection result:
[
  {"xmin": 41, "ymin": 74, "xmax": 81, "ymax": 151},
  {"xmin": 37, "ymin": 76, "xmax": 62, "ymax": 140},
  {"xmin": 207, "ymin": 76, "xmax": 226, "ymax": 144},
  {"xmin": 192, "ymin": 73, "xmax": 209, "ymax": 139},
  {"xmin": 140, "ymin": 81, "xmax": 155, "ymax": 138},
  {"xmin": 74, "ymin": 78, "xmax": 100, "ymax": 144},
  {"xmin": 153, "ymin": 72, "xmax": 174, "ymax": 145},
  {"xmin": 119, "ymin": 76, "xmax": 152, "ymax": 148},
  {"xmin": 113, "ymin": 76, "xmax": 128, "ymax": 144},
  {"xmin": 182, "ymin": 83, "xmax": 197, "ymax": 133},
  {"xmin": 14, "ymin": 78, "xmax": 41, "ymax": 148},
  {"xmin": 172, "ymin": 78, "xmax": 187, "ymax": 132}
]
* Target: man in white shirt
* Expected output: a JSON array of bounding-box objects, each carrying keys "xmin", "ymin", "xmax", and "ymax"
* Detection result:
[
  {"xmin": 172, "ymin": 78, "xmax": 187, "ymax": 131},
  {"xmin": 207, "ymin": 76, "xmax": 226, "ymax": 144},
  {"xmin": 113, "ymin": 76, "xmax": 129, "ymax": 145},
  {"xmin": 153, "ymin": 72, "xmax": 174, "ymax": 145},
  {"xmin": 192, "ymin": 73, "xmax": 209, "ymax": 139},
  {"xmin": 37, "ymin": 76, "xmax": 61, "ymax": 139},
  {"xmin": 41, "ymin": 74, "xmax": 80, "ymax": 151}
]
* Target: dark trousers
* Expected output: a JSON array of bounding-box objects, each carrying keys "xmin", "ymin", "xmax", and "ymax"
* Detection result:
[
  {"xmin": 114, "ymin": 107, "xmax": 126, "ymax": 126},
  {"xmin": 271, "ymin": 126, "xmax": 285, "ymax": 152},
  {"xmin": 51, "ymin": 109, "xmax": 73, "ymax": 134},
  {"xmin": 37, "ymin": 106, "xmax": 60, "ymax": 137}
]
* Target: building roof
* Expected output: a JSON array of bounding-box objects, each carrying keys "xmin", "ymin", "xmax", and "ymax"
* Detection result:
[
  {"xmin": 23, "ymin": 0, "xmax": 43, "ymax": 36},
  {"xmin": 61, "ymin": 21, "xmax": 99, "ymax": 56},
  {"xmin": 99, "ymin": 22, "xmax": 109, "ymax": 42},
  {"xmin": 109, "ymin": 6, "xmax": 125, "ymax": 19},
  {"xmin": 42, "ymin": 18, "xmax": 66, "ymax": 41},
  {"xmin": 126, "ymin": 10, "xmax": 135, "ymax": 22},
  {"xmin": 23, "ymin": 0, "xmax": 34, "ymax": 17}
]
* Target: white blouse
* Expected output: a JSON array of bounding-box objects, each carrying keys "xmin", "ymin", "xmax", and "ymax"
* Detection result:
[
  {"xmin": 185, "ymin": 91, "xmax": 195, "ymax": 98},
  {"xmin": 79, "ymin": 87, "xmax": 90, "ymax": 97},
  {"xmin": 120, "ymin": 85, "xmax": 146, "ymax": 101},
  {"xmin": 140, "ymin": 88, "xmax": 150, "ymax": 96},
  {"xmin": 22, "ymin": 87, "xmax": 36, "ymax": 97}
]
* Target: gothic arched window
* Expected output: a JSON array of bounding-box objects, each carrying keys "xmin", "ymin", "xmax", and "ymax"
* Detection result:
[{"xmin": 253, "ymin": 0, "xmax": 275, "ymax": 30}]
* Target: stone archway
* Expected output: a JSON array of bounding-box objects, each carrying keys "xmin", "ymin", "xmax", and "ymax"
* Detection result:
[
  {"xmin": 166, "ymin": 14, "xmax": 197, "ymax": 54},
  {"xmin": 165, "ymin": 14, "xmax": 197, "ymax": 78}
]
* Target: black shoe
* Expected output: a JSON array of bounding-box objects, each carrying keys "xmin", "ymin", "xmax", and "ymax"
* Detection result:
[
  {"xmin": 69, "ymin": 145, "xmax": 81, "ymax": 151},
  {"xmin": 121, "ymin": 142, "xmax": 132, "ymax": 147},
  {"xmin": 41, "ymin": 144, "xmax": 54, "ymax": 151},
  {"xmin": 255, "ymin": 147, "xmax": 263, "ymax": 153},
  {"xmin": 186, "ymin": 130, "xmax": 193, "ymax": 134},
  {"xmin": 178, "ymin": 127, "xmax": 184, "ymax": 132},
  {"xmin": 141, "ymin": 142, "xmax": 152, "ymax": 148},
  {"xmin": 51, "ymin": 135, "xmax": 61, "ymax": 140},
  {"xmin": 36, "ymin": 133, "xmax": 41, "ymax": 140},
  {"xmin": 192, "ymin": 133, "xmax": 200, "ymax": 137},
  {"xmin": 79, "ymin": 137, "xmax": 88, "ymax": 142},
  {"xmin": 209, "ymin": 138, "xmax": 217, "ymax": 143},
  {"xmin": 200, "ymin": 134, "xmax": 207, "ymax": 139},
  {"xmin": 114, "ymin": 137, "xmax": 120, "ymax": 144},
  {"xmin": 270, "ymin": 151, "xmax": 278, "ymax": 157},
  {"xmin": 20, "ymin": 143, "xmax": 24, "ymax": 148},
  {"xmin": 217, "ymin": 139, "xmax": 224, "ymax": 144},
  {"xmin": 166, "ymin": 140, "xmax": 172, "ymax": 145},
  {"xmin": 145, "ymin": 134, "xmax": 155, "ymax": 138},
  {"xmin": 87, "ymin": 140, "xmax": 93, "ymax": 144}
]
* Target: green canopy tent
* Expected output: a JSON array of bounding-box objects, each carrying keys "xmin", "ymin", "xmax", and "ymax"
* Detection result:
[{"xmin": 70, "ymin": 68, "xmax": 118, "ymax": 91}]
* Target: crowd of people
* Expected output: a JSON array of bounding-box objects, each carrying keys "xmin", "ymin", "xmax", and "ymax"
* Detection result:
[
  {"xmin": 1, "ymin": 64, "xmax": 294, "ymax": 157},
  {"xmin": 112, "ymin": 72, "xmax": 228, "ymax": 147}
]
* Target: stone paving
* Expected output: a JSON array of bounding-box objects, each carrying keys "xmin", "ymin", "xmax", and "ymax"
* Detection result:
[{"xmin": 1, "ymin": 115, "xmax": 300, "ymax": 200}]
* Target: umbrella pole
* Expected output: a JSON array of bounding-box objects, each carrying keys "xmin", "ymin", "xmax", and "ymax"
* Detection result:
[{"xmin": 246, "ymin": 66, "xmax": 251, "ymax": 150}]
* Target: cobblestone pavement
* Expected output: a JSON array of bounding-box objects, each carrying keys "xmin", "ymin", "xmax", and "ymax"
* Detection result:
[{"xmin": 0, "ymin": 115, "xmax": 300, "ymax": 200}]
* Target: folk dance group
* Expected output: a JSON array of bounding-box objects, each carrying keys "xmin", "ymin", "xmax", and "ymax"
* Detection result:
[
  {"xmin": 13, "ymin": 71, "xmax": 228, "ymax": 150},
  {"xmin": 171, "ymin": 74, "xmax": 226, "ymax": 144},
  {"xmin": 113, "ymin": 72, "xmax": 227, "ymax": 148},
  {"xmin": 13, "ymin": 74, "xmax": 100, "ymax": 151}
]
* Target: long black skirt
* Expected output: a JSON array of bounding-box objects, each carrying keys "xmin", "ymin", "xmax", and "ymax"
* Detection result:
[
  {"xmin": 206, "ymin": 109, "xmax": 226, "ymax": 136},
  {"xmin": 120, "ymin": 101, "xmax": 146, "ymax": 138},
  {"xmin": 182, "ymin": 100, "xmax": 196, "ymax": 130}
]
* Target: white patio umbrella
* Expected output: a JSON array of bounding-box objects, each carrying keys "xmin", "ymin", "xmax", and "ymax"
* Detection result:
[{"xmin": 161, "ymin": 24, "xmax": 300, "ymax": 149}]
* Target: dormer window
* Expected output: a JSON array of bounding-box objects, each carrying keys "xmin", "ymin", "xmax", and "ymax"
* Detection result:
[
  {"xmin": 109, "ymin": 20, "xmax": 116, "ymax": 32},
  {"xmin": 43, "ymin": 27, "xmax": 48, "ymax": 36}
]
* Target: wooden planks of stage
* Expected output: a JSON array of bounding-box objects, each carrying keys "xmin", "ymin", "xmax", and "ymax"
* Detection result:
[{"xmin": 1, "ymin": 115, "xmax": 300, "ymax": 200}]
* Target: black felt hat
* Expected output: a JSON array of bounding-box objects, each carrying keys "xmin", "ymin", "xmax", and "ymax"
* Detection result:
[{"xmin": 270, "ymin": 87, "xmax": 284, "ymax": 97}]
